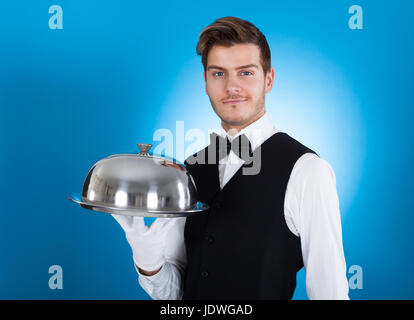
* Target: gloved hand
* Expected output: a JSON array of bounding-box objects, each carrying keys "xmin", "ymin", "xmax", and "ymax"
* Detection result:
[{"xmin": 112, "ymin": 214, "xmax": 177, "ymax": 272}]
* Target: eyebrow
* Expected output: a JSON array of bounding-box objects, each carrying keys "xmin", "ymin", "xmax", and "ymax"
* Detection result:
[{"xmin": 207, "ymin": 64, "xmax": 259, "ymax": 71}]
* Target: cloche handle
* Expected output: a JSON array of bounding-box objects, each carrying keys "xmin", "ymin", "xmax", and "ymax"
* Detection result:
[{"xmin": 137, "ymin": 143, "xmax": 152, "ymax": 156}]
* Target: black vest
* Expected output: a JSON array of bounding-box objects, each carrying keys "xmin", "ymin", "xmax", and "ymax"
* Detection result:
[{"xmin": 182, "ymin": 132, "xmax": 317, "ymax": 300}]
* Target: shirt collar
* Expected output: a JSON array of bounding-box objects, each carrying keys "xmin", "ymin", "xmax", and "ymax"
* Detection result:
[{"xmin": 219, "ymin": 112, "xmax": 278, "ymax": 151}]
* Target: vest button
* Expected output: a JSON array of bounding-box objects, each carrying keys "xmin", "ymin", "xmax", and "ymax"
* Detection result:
[
  {"xmin": 204, "ymin": 235, "xmax": 214, "ymax": 244},
  {"xmin": 201, "ymin": 271, "xmax": 209, "ymax": 278}
]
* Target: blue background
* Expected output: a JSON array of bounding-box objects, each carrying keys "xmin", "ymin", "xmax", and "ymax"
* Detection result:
[{"xmin": 0, "ymin": 0, "xmax": 413, "ymax": 299}]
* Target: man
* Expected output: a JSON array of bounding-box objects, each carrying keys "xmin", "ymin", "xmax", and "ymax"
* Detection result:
[{"xmin": 112, "ymin": 16, "xmax": 349, "ymax": 300}]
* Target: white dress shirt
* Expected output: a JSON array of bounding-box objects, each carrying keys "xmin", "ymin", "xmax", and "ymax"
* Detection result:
[{"xmin": 137, "ymin": 112, "xmax": 349, "ymax": 300}]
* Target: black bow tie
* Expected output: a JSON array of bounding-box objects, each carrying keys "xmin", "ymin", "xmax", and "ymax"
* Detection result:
[{"xmin": 210, "ymin": 132, "xmax": 253, "ymax": 162}]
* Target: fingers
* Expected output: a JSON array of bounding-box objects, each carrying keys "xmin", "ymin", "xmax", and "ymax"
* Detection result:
[
  {"xmin": 111, "ymin": 214, "xmax": 133, "ymax": 230},
  {"xmin": 111, "ymin": 214, "xmax": 146, "ymax": 233},
  {"xmin": 150, "ymin": 218, "xmax": 177, "ymax": 234},
  {"xmin": 132, "ymin": 216, "xmax": 147, "ymax": 234},
  {"xmin": 112, "ymin": 214, "xmax": 177, "ymax": 235}
]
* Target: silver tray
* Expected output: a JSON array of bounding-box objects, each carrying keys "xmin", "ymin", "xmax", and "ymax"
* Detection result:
[{"xmin": 68, "ymin": 194, "xmax": 209, "ymax": 218}]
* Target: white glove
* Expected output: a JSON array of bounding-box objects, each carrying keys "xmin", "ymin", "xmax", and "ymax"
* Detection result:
[{"xmin": 112, "ymin": 214, "xmax": 177, "ymax": 272}]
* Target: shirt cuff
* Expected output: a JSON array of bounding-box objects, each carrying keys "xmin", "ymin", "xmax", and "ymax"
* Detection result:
[{"xmin": 136, "ymin": 262, "xmax": 170, "ymax": 289}]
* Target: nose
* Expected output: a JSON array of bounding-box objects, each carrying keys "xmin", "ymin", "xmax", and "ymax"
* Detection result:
[{"xmin": 225, "ymin": 74, "xmax": 241, "ymax": 95}]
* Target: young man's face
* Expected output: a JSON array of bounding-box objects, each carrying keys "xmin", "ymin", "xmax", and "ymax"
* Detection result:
[{"xmin": 204, "ymin": 43, "xmax": 275, "ymax": 132}]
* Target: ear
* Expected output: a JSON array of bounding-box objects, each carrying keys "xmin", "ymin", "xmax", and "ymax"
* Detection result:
[{"xmin": 264, "ymin": 67, "xmax": 275, "ymax": 93}]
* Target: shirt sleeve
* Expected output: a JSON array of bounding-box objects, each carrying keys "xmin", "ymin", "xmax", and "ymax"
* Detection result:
[
  {"xmin": 284, "ymin": 153, "xmax": 349, "ymax": 300},
  {"xmin": 136, "ymin": 217, "xmax": 187, "ymax": 300}
]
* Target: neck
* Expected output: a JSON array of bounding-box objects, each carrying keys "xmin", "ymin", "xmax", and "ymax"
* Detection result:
[{"xmin": 222, "ymin": 109, "xmax": 266, "ymax": 136}]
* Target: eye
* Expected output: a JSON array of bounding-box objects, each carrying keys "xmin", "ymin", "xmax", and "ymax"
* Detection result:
[
  {"xmin": 241, "ymin": 71, "xmax": 253, "ymax": 76},
  {"xmin": 213, "ymin": 71, "xmax": 225, "ymax": 77}
]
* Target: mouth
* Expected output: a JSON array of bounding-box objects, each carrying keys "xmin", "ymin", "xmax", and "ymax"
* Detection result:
[{"xmin": 222, "ymin": 98, "xmax": 248, "ymax": 105}]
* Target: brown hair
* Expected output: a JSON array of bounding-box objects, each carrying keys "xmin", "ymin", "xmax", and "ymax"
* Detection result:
[{"xmin": 196, "ymin": 16, "xmax": 271, "ymax": 74}]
